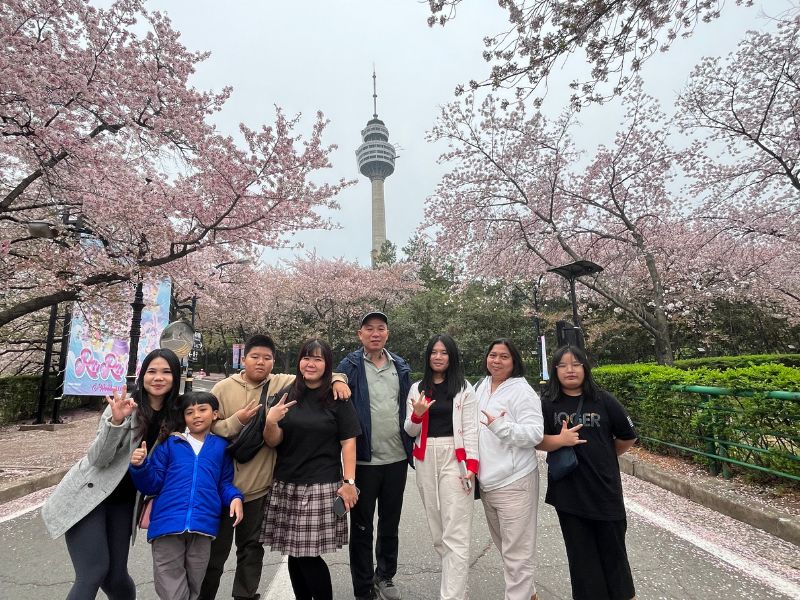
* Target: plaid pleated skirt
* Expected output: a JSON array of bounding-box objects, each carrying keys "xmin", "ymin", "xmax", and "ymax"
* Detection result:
[{"xmin": 260, "ymin": 479, "xmax": 348, "ymax": 556}]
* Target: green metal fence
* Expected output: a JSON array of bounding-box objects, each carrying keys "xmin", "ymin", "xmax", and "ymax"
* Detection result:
[{"xmin": 626, "ymin": 384, "xmax": 800, "ymax": 483}]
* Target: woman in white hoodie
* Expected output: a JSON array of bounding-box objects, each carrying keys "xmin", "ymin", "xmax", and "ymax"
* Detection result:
[
  {"xmin": 405, "ymin": 334, "xmax": 479, "ymax": 600},
  {"xmin": 475, "ymin": 338, "xmax": 544, "ymax": 600}
]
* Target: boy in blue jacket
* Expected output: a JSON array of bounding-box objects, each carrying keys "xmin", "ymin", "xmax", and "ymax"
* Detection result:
[{"xmin": 130, "ymin": 391, "xmax": 243, "ymax": 600}]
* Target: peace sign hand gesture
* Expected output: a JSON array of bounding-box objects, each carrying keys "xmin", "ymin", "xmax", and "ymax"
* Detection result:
[
  {"xmin": 266, "ymin": 394, "xmax": 297, "ymax": 425},
  {"xmin": 107, "ymin": 386, "xmax": 137, "ymax": 426},
  {"xmin": 480, "ymin": 409, "xmax": 506, "ymax": 427},
  {"xmin": 235, "ymin": 398, "xmax": 260, "ymax": 425},
  {"xmin": 558, "ymin": 420, "xmax": 587, "ymax": 447},
  {"xmin": 412, "ymin": 394, "xmax": 435, "ymax": 417}
]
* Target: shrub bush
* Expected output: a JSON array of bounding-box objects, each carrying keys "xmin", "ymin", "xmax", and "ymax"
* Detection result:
[
  {"xmin": 672, "ymin": 353, "xmax": 800, "ymax": 371},
  {"xmin": 593, "ymin": 363, "xmax": 800, "ymax": 482},
  {"xmin": 0, "ymin": 375, "xmax": 96, "ymax": 425}
]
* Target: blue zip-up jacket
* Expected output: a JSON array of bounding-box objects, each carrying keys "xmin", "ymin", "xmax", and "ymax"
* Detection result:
[
  {"xmin": 129, "ymin": 432, "xmax": 242, "ymax": 542},
  {"xmin": 336, "ymin": 349, "xmax": 414, "ymax": 465}
]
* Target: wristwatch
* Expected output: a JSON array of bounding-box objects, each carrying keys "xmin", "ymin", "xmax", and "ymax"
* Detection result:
[{"xmin": 343, "ymin": 478, "xmax": 356, "ymax": 485}]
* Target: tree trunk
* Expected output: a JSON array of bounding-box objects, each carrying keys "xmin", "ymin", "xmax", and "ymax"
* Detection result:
[{"xmin": 652, "ymin": 320, "xmax": 674, "ymax": 365}]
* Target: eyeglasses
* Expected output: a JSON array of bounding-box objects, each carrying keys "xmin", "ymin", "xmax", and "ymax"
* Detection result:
[{"xmin": 555, "ymin": 362, "xmax": 583, "ymax": 370}]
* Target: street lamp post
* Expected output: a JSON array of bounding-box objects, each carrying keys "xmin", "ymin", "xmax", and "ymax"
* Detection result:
[
  {"xmin": 33, "ymin": 304, "xmax": 59, "ymax": 425},
  {"xmin": 126, "ymin": 279, "xmax": 145, "ymax": 390},
  {"xmin": 185, "ymin": 295, "xmax": 197, "ymax": 392},
  {"xmin": 50, "ymin": 307, "xmax": 72, "ymax": 424},
  {"xmin": 547, "ymin": 260, "xmax": 604, "ymax": 348}
]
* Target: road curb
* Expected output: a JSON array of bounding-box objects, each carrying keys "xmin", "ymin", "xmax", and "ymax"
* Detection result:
[
  {"xmin": 0, "ymin": 467, "xmax": 70, "ymax": 504},
  {"xmin": 619, "ymin": 455, "xmax": 799, "ymax": 547}
]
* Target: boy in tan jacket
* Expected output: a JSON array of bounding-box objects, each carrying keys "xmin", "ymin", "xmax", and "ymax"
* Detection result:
[{"xmin": 199, "ymin": 334, "xmax": 349, "ymax": 600}]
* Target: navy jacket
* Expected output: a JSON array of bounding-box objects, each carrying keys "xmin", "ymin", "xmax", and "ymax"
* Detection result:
[
  {"xmin": 129, "ymin": 433, "xmax": 242, "ymax": 542},
  {"xmin": 336, "ymin": 349, "xmax": 413, "ymax": 464}
]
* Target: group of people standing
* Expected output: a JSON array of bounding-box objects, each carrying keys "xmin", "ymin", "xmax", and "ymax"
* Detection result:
[{"xmin": 42, "ymin": 310, "xmax": 638, "ymax": 600}]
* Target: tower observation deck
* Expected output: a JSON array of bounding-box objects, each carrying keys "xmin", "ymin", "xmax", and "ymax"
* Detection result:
[{"xmin": 356, "ymin": 70, "xmax": 396, "ymax": 267}]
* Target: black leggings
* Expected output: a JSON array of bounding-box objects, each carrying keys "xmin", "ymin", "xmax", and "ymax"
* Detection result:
[
  {"xmin": 64, "ymin": 500, "xmax": 136, "ymax": 600},
  {"xmin": 287, "ymin": 555, "xmax": 332, "ymax": 600}
]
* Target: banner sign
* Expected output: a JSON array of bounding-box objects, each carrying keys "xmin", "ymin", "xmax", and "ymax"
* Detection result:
[
  {"xmin": 63, "ymin": 279, "xmax": 172, "ymax": 396},
  {"xmin": 232, "ymin": 343, "xmax": 244, "ymax": 370},
  {"xmin": 540, "ymin": 335, "xmax": 549, "ymax": 381}
]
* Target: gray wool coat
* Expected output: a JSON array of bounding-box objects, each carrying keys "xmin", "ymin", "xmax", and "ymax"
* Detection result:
[{"xmin": 41, "ymin": 406, "xmax": 143, "ymax": 540}]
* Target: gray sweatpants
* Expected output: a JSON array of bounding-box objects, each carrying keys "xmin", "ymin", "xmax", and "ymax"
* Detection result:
[{"xmin": 152, "ymin": 532, "xmax": 212, "ymax": 600}]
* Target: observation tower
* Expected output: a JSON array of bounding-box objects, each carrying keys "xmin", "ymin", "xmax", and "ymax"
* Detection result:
[{"xmin": 356, "ymin": 70, "xmax": 396, "ymax": 267}]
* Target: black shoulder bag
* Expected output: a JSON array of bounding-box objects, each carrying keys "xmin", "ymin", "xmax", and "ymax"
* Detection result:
[
  {"xmin": 227, "ymin": 386, "xmax": 271, "ymax": 463},
  {"xmin": 545, "ymin": 395, "xmax": 584, "ymax": 481}
]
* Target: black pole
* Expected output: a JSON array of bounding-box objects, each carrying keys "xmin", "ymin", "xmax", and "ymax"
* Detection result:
[
  {"xmin": 569, "ymin": 277, "xmax": 580, "ymax": 328},
  {"xmin": 127, "ymin": 280, "xmax": 145, "ymax": 390},
  {"xmin": 532, "ymin": 314, "xmax": 542, "ymax": 376},
  {"xmin": 34, "ymin": 304, "xmax": 59, "ymax": 424},
  {"xmin": 184, "ymin": 295, "xmax": 197, "ymax": 392},
  {"xmin": 50, "ymin": 305, "xmax": 72, "ymax": 424}
]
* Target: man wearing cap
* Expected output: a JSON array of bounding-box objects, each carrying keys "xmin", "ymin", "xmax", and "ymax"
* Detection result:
[{"xmin": 336, "ymin": 311, "xmax": 413, "ymax": 600}]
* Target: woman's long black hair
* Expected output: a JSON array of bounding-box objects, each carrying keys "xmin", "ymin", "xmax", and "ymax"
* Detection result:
[
  {"xmin": 134, "ymin": 348, "xmax": 181, "ymax": 442},
  {"xmin": 418, "ymin": 334, "xmax": 466, "ymax": 399},
  {"xmin": 293, "ymin": 338, "xmax": 334, "ymax": 404},
  {"xmin": 541, "ymin": 344, "xmax": 601, "ymax": 403}
]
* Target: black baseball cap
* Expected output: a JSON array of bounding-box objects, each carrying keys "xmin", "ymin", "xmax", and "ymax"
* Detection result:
[{"xmin": 360, "ymin": 311, "xmax": 388, "ymax": 327}]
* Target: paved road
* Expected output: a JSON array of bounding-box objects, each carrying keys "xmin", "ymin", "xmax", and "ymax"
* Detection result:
[
  {"xmin": 1, "ymin": 464, "xmax": 798, "ymax": 599},
  {"xmin": 1, "ymin": 378, "xmax": 797, "ymax": 599}
]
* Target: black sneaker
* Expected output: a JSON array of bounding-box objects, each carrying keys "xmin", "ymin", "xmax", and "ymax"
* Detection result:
[{"xmin": 374, "ymin": 578, "xmax": 401, "ymax": 600}]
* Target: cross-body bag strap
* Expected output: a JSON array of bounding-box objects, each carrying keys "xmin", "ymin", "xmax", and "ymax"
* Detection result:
[
  {"xmin": 258, "ymin": 383, "xmax": 270, "ymax": 408},
  {"xmin": 570, "ymin": 396, "xmax": 585, "ymax": 426}
]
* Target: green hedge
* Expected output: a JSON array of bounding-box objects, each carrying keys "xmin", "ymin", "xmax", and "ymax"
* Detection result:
[
  {"xmin": 672, "ymin": 353, "xmax": 800, "ymax": 371},
  {"xmin": 593, "ymin": 363, "xmax": 800, "ymax": 482},
  {"xmin": 0, "ymin": 375, "xmax": 96, "ymax": 425}
]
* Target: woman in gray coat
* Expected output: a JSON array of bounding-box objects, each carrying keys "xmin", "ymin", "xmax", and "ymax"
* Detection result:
[{"xmin": 42, "ymin": 348, "xmax": 181, "ymax": 600}]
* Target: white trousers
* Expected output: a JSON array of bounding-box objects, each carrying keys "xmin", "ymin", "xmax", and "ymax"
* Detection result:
[
  {"xmin": 415, "ymin": 436, "xmax": 475, "ymax": 600},
  {"xmin": 480, "ymin": 469, "xmax": 539, "ymax": 600}
]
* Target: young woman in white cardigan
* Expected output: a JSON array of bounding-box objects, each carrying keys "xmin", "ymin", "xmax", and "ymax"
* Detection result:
[{"xmin": 405, "ymin": 334, "xmax": 479, "ymax": 600}]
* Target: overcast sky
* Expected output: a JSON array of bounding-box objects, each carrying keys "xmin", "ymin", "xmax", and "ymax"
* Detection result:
[{"xmin": 130, "ymin": 0, "xmax": 785, "ymax": 266}]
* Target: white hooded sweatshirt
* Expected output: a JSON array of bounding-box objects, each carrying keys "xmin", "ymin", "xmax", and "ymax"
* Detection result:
[{"xmin": 476, "ymin": 376, "xmax": 544, "ymax": 492}]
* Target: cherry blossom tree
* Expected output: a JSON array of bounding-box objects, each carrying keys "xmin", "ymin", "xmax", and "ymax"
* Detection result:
[
  {"xmin": 426, "ymin": 0, "xmax": 751, "ymax": 106},
  {"xmin": 677, "ymin": 14, "xmax": 800, "ymax": 247},
  {"xmin": 197, "ymin": 253, "xmax": 421, "ymax": 367},
  {"xmin": 0, "ymin": 0, "xmax": 350, "ymax": 330},
  {"xmin": 423, "ymin": 87, "xmax": 783, "ymax": 363}
]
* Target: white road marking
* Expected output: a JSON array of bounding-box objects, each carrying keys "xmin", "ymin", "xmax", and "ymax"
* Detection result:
[
  {"xmin": 264, "ymin": 555, "xmax": 293, "ymax": 599},
  {"xmin": 0, "ymin": 501, "xmax": 44, "ymax": 524},
  {"xmin": 626, "ymin": 497, "xmax": 800, "ymax": 599}
]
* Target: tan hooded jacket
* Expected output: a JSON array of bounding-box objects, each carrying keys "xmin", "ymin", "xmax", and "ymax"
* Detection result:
[
  {"xmin": 211, "ymin": 370, "xmax": 347, "ymax": 502},
  {"xmin": 210, "ymin": 372, "xmax": 295, "ymax": 502}
]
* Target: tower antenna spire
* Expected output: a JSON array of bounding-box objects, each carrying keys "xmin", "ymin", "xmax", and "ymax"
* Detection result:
[{"xmin": 372, "ymin": 66, "xmax": 378, "ymax": 119}]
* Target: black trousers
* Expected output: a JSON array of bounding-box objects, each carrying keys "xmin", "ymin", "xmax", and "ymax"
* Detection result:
[
  {"xmin": 64, "ymin": 499, "xmax": 136, "ymax": 600},
  {"xmin": 349, "ymin": 459, "xmax": 408, "ymax": 597},
  {"xmin": 556, "ymin": 510, "xmax": 636, "ymax": 600},
  {"xmin": 199, "ymin": 496, "xmax": 266, "ymax": 600}
]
